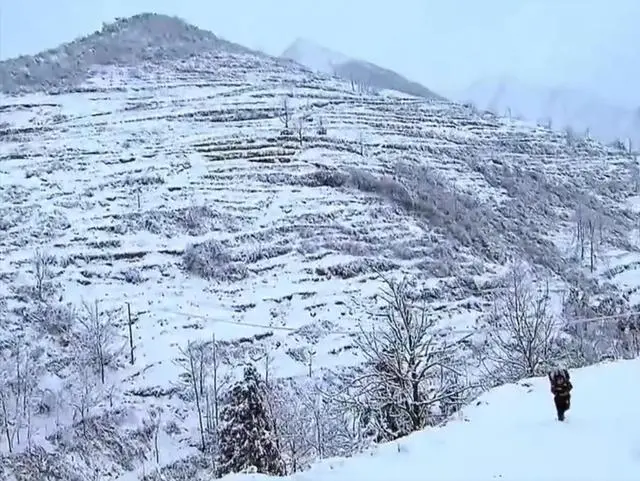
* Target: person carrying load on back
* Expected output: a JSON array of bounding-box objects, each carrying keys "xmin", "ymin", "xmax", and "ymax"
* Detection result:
[{"xmin": 548, "ymin": 368, "xmax": 573, "ymax": 421}]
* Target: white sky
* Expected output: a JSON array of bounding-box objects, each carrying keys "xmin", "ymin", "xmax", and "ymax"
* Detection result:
[{"xmin": 1, "ymin": 0, "xmax": 639, "ymax": 105}]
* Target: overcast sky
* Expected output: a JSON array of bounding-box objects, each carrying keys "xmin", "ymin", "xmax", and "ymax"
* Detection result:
[{"xmin": 1, "ymin": 0, "xmax": 639, "ymax": 105}]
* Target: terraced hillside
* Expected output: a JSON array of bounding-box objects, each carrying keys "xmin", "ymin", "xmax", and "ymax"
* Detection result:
[{"xmin": 2, "ymin": 13, "xmax": 640, "ymax": 481}]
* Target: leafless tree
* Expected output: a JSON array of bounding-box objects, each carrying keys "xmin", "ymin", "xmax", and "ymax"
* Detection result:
[
  {"xmin": 176, "ymin": 337, "xmax": 232, "ymax": 456},
  {"xmin": 572, "ymin": 203, "xmax": 604, "ymax": 272},
  {"xmin": 31, "ymin": 249, "xmax": 56, "ymax": 301},
  {"xmin": 478, "ymin": 263, "xmax": 559, "ymax": 384},
  {"xmin": 343, "ymin": 275, "xmax": 473, "ymax": 442},
  {"xmin": 270, "ymin": 379, "xmax": 365, "ymax": 473},
  {"xmin": 204, "ymin": 334, "xmax": 231, "ymax": 436},
  {"xmin": 295, "ymin": 116, "xmax": 305, "ymax": 146},
  {"xmin": 505, "ymin": 107, "xmax": 512, "ymax": 120},
  {"xmin": 68, "ymin": 361, "xmax": 99, "ymax": 438},
  {"xmin": 279, "ymin": 96, "xmax": 291, "ymax": 130},
  {"xmin": 317, "ymin": 117, "xmax": 327, "ymax": 136},
  {"xmin": 78, "ymin": 300, "xmax": 117, "ymax": 384},
  {"xmin": 357, "ymin": 130, "xmax": 365, "ymax": 156},
  {"xmin": 176, "ymin": 340, "xmax": 207, "ymax": 451},
  {"xmin": 269, "ymin": 384, "xmax": 313, "ymax": 474},
  {"xmin": 0, "ymin": 335, "xmax": 41, "ymax": 453},
  {"xmin": 565, "ymin": 125, "xmax": 576, "ymax": 145},
  {"xmin": 574, "ymin": 203, "xmax": 587, "ymax": 262},
  {"xmin": 629, "ymin": 158, "xmax": 640, "ymax": 193},
  {"xmin": 587, "ymin": 211, "xmax": 604, "ymax": 273}
]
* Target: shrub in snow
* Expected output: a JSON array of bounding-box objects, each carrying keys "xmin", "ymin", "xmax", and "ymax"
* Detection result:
[
  {"xmin": 122, "ymin": 267, "xmax": 145, "ymax": 284},
  {"xmin": 46, "ymin": 408, "xmax": 154, "ymax": 473},
  {"xmin": 183, "ymin": 239, "xmax": 248, "ymax": 282},
  {"xmin": 0, "ymin": 446, "xmax": 84, "ymax": 481},
  {"xmin": 24, "ymin": 301, "xmax": 76, "ymax": 336}
]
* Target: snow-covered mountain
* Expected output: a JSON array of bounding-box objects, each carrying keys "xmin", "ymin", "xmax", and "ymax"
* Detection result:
[
  {"xmin": 282, "ymin": 38, "xmax": 442, "ymax": 100},
  {"xmin": 2, "ymin": 13, "xmax": 640, "ymax": 481},
  {"xmin": 457, "ymin": 76, "xmax": 640, "ymax": 148},
  {"xmin": 224, "ymin": 358, "xmax": 640, "ymax": 481}
]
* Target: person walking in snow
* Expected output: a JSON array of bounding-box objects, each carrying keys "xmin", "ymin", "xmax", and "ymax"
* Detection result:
[{"xmin": 548, "ymin": 368, "xmax": 573, "ymax": 421}]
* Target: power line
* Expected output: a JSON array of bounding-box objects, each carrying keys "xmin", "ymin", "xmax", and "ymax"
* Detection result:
[{"xmin": 153, "ymin": 305, "xmax": 640, "ymax": 338}]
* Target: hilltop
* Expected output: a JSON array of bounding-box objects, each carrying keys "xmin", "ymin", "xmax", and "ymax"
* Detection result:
[
  {"xmin": 0, "ymin": 13, "xmax": 259, "ymax": 94},
  {"xmin": 1, "ymin": 13, "xmax": 640, "ymax": 481}
]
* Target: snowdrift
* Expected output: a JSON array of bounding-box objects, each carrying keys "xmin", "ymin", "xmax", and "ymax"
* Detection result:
[{"xmin": 225, "ymin": 358, "xmax": 640, "ymax": 481}]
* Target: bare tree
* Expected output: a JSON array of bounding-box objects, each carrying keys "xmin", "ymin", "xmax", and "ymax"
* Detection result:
[
  {"xmin": 176, "ymin": 340, "xmax": 207, "ymax": 451},
  {"xmin": 31, "ymin": 249, "xmax": 56, "ymax": 301},
  {"xmin": 343, "ymin": 275, "xmax": 472, "ymax": 442},
  {"xmin": 0, "ymin": 335, "xmax": 41, "ymax": 453},
  {"xmin": 204, "ymin": 334, "xmax": 231, "ymax": 436},
  {"xmin": 295, "ymin": 116, "xmax": 305, "ymax": 146},
  {"xmin": 572, "ymin": 203, "xmax": 604, "ymax": 272},
  {"xmin": 565, "ymin": 125, "xmax": 576, "ymax": 145},
  {"xmin": 317, "ymin": 117, "xmax": 327, "ymax": 136},
  {"xmin": 279, "ymin": 96, "xmax": 291, "ymax": 131},
  {"xmin": 270, "ymin": 379, "xmax": 366, "ymax": 473},
  {"xmin": 574, "ymin": 203, "xmax": 587, "ymax": 262},
  {"xmin": 68, "ymin": 361, "xmax": 99, "ymax": 438},
  {"xmin": 269, "ymin": 383, "xmax": 313, "ymax": 474},
  {"xmin": 629, "ymin": 158, "xmax": 640, "ymax": 193},
  {"xmin": 78, "ymin": 300, "xmax": 117, "ymax": 384},
  {"xmin": 505, "ymin": 107, "xmax": 512, "ymax": 120},
  {"xmin": 357, "ymin": 130, "xmax": 365, "ymax": 156},
  {"xmin": 587, "ymin": 211, "xmax": 604, "ymax": 273},
  {"xmin": 176, "ymin": 337, "xmax": 232, "ymax": 457},
  {"xmin": 478, "ymin": 264, "xmax": 559, "ymax": 384}
]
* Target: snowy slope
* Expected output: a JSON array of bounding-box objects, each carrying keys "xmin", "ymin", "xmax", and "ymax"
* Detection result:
[
  {"xmin": 2, "ymin": 13, "xmax": 640, "ymax": 481},
  {"xmin": 457, "ymin": 76, "xmax": 640, "ymax": 148},
  {"xmin": 282, "ymin": 38, "xmax": 442, "ymax": 99},
  {"xmin": 224, "ymin": 358, "xmax": 640, "ymax": 481}
]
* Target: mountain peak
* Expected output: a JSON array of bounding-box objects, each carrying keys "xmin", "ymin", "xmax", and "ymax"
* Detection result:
[
  {"xmin": 282, "ymin": 38, "xmax": 442, "ymax": 100},
  {"xmin": 98, "ymin": 13, "xmax": 213, "ymax": 41},
  {"xmin": 0, "ymin": 13, "xmax": 254, "ymax": 94},
  {"xmin": 282, "ymin": 38, "xmax": 350, "ymax": 74}
]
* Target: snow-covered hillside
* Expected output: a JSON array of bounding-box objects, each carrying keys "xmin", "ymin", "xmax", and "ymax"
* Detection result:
[
  {"xmin": 2, "ymin": 13, "xmax": 640, "ymax": 481},
  {"xmin": 282, "ymin": 38, "xmax": 442, "ymax": 99},
  {"xmin": 457, "ymin": 76, "xmax": 640, "ymax": 148},
  {"xmin": 224, "ymin": 358, "xmax": 640, "ymax": 481}
]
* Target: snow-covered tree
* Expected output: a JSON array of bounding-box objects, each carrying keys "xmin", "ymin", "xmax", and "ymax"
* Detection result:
[
  {"xmin": 344, "ymin": 275, "xmax": 472, "ymax": 442},
  {"xmin": 0, "ymin": 335, "xmax": 42, "ymax": 452},
  {"xmin": 77, "ymin": 300, "xmax": 118, "ymax": 385},
  {"xmin": 478, "ymin": 263, "xmax": 559, "ymax": 384},
  {"xmin": 31, "ymin": 249, "xmax": 56, "ymax": 301},
  {"xmin": 216, "ymin": 364, "xmax": 285, "ymax": 477}
]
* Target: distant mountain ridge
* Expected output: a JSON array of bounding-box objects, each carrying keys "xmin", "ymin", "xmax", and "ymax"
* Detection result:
[
  {"xmin": 282, "ymin": 38, "xmax": 443, "ymax": 100},
  {"xmin": 457, "ymin": 76, "xmax": 640, "ymax": 147}
]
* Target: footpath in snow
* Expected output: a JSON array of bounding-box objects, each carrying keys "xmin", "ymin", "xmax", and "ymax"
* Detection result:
[{"xmin": 226, "ymin": 358, "xmax": 640, "ymax": 481}]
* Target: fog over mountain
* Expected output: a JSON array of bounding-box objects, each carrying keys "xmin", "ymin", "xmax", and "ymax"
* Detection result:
[{"xmin": 282, "ymin": 38, "xmax": 443, "ymax": 100}]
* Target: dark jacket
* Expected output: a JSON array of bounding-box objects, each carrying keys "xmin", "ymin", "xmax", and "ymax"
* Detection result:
[{"xmin": 549, "ymin": 369, "xmax": 572, "ymax": 397}]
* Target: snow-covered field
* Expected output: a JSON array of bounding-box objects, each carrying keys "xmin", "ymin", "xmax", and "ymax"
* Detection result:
[
  {"xmin": 2, "ymin": 13, "xmax": 640, "ymax": 481},
  {"xmin": 224, "ymin": 358, "xmax": 640, "ymax": 481}
]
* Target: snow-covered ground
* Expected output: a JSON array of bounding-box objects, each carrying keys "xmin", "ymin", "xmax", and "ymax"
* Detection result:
[
  {"xmin": 225, "ymin": 358, "xmax": 640, "ymax": 481},
  {"xmin": 2, "ymin": 13, "xmax": 640, "ymax": 481}
]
